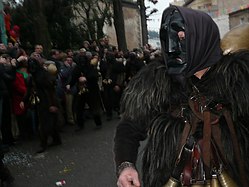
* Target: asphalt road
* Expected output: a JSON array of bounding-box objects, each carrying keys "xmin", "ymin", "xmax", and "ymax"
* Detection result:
[{"xmin": 3, "ymin": 116, "xmax": 121, "ymax": 187}]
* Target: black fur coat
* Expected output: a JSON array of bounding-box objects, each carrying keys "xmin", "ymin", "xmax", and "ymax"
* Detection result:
[{"xmin": 114, "ymin": 50, "xmax": 249, "ymax": 187}]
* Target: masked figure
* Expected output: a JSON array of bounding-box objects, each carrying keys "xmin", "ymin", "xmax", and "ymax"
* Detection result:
[{"xmin": 114, "ymin": 5, "xmax": 249, "ymax": 187}]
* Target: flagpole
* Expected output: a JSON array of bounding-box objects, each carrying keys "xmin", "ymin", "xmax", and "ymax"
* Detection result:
[{"xmin": 0, "ymin": 0, "xmax": 7, "ymax": 45}]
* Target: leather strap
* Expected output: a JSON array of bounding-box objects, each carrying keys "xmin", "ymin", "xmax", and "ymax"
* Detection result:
[
  {"xmin": 223, "ymin": 110, "xmax": 247, "ymax": 186},
  {"xmin": 177, "ymin": 121, "xmax": 191, "ymax": 157},
  {"xmin": 189, "ymin": 98, "xmax": 220, "ymax": 125},
  {"xmin": 211, "ymin": 124, "xmax": 226, "ymax": 165},
  {"xmin": 172, "ymin": 136, "xmax": 195, "ymax": 180},
  {"xmin": 202, "ymin": 110, "xmax": 212, "ymax": 178},
  {"xmin": 179, "ymin": 117, "xmax": 200, "ymax": 185}
]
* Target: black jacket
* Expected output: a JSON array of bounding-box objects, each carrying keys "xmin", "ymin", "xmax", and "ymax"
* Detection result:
[{"xmin": 0, "ymin": 64, "xmax": 16, "ymax": 97}]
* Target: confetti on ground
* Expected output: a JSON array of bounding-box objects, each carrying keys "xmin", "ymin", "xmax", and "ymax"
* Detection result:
[
  {"xmin": 3, "ymin": 151, "xmax": 33, "ymax": 167},
  {"xmin": 56, "ymin": 180, "xmax": 66, "ymax": 186}
]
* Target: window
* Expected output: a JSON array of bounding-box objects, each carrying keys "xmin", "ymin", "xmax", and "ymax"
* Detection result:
[{"xmin": 240, "ymin": 17, "xmax": 245, "ymax": 24}]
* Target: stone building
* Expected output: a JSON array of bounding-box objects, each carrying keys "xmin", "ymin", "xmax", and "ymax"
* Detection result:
[
  {"xmin": 171, "ymin": 0, "xmax": 185, "ymax": 6},
  {"xmin": 176, "ymin": 0, "xmax": 228, "ymax": 37},
  {"xmin": 174, "ymin": 0, "xmax": 249, "ymax": 37},
  {"xmin": 74, "ymin": 0, "xmax": 142, "ymax": 51},
  {"xmin": 104, "ymin": 1, "xmax": 142, "ymax": 51},
  {"xmin": 215, "ymin": 0, "xmax": 249, "ymax": 29},
  {"xmin": 229, "ymin": 7, "xmax": 249, "ymax": 28}
]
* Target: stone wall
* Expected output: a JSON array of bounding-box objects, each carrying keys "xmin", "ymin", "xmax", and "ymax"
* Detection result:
[
  {"xmin": 229, "ymin": 8, "xmax": 249, "ymax": 29},
  {"xmin": 213, "ymin": 14, "xmax": 229, "ymax": 38},
  {"xmin": 103, "ymin": 4, "xmax": 142, "ymax": 51}
]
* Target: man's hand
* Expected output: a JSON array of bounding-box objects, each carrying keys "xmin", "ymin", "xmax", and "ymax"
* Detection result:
[
  {"xmin": 113, "ymin": 85, "xmax": 121, "ymax": 93},
  {"xmin": 10, "ymin": 58, "xmax": 17, "ymax": 66},
  {"xmin": 0, "ymin": 56, "xmax": 6, "ymax": 64},
  {"xmin": 66, "ymin": 84, "xmax": 70, "ymax": 90},
  {"xmin": 19, "ymin": 101, "xmax": 25, "ymax": 110},
  {"xmin": 117, "ymin": 167, "xmax": 141, "ymax": 187},
  {"xmin": 49, "ymin": 106, "xmax": 58, "ymax": 113},
  {"xmin": 66, "ymin": 85, "xmax": 70, "ymax": 90},
  {"xmin": 78, "ymin": 76, "xmax": 87, "ymax": 83},
  {"xmin": 17, "ymin": 55, "xmax": 28, "ymax": 62}
]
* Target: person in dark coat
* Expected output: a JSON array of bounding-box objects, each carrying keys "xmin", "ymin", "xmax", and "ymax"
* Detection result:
[
  {"xmin": 99, "ymin": 51, "xmax": 116, "ymax": 120},
  {"xmin": 57, "ymin": 56, "xmax": 76, "ymax": 125},
  {"xmin": 100, "ymin": 51, "xmax": 126, "ymax": 120},
  {"xmin": 66, "ymin": 53, "xmax": 102, "ymax": 131},
  {"xmin": 125, "ymin": 51, "xmax": 145, "ymax": 83},
  {"xmin": 0, "ymin": 54, "xmax": 16, "ymax": 146},
  {"xmin": 27, "ymin": 57, "xmax": 62, "ymax": 153}
]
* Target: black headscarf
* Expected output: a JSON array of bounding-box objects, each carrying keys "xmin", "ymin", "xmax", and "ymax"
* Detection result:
[{"xmin": 160, "ymin": 6, "xmax": 222, "ymax": 77}]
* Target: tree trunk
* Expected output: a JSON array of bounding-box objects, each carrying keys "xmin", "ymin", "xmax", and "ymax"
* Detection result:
[
  {"xmin": 25, "ymin": 0, "xmax": 51, "ymax": 55},
  {"xmin": 112, "ymin": 0, "xmax": 127, "ymax": 52},
  {"xmin": 85, "ymin": 8, "xmax": 93, "ymax": 41},
  {"xmin": 0, "ymin": 0, "xmax": 7, "ymax": 45},
  {"xmin": 138, "ymin": 0, "xmax": 148, "ymax": 46},
  {"xmin": 97, "ymin": 19, "xmax": 105, "ymax": 40}
]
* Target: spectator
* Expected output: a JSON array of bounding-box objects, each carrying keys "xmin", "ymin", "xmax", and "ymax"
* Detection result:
[
  {"xmin": 0, "ymin": 54, "xmax": 16, "ymax": 146},
  {"xmin": 67, "ymin": 53, "xmax": 103, "ymax": 131},
  {"xmin": 27, "ymin": 58, "xmax": 62, "ymax": 153},
  {"xmin": 12, "ymin": 55, "xmax": 33, "ymax": 140},
  {"xmin": 57, "ymin": 56, "xmax": 76, "ymax": 125}
]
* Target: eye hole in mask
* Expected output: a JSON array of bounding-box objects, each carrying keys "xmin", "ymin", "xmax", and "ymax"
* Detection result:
[{"xmin": 160, "ymin": 9, "xmax": 187, "ymax": 75}]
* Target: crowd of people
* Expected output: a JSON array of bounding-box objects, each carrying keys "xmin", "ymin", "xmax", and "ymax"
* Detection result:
[
  {"xmin": 0, "ymin": 36, "xmax": 161, "ymax": 185},
  {"xmin": 1, "ymin": 3, "xmax": 249, "ymax": 187}
]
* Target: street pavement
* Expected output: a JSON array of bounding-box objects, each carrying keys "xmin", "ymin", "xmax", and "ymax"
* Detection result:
[{"xmin": 3, "ymin": 115, "xmax": 121, "ymax": 187}]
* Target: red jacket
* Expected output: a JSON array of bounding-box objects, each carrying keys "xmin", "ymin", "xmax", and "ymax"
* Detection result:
[{"xmin": 12, "ymin": 72, "xmax": 27, "ymax": 115}]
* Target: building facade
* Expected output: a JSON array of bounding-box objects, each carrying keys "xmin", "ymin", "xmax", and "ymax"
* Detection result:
[
  {"xmin": 174, "ymin": 0, "xmax": 249, "ymax": 38},
  {"xmin": 104, "ymin": 1, "xmax": 142, "ymax": 50},
  {"xmin": 229, "ymin": 7, "xmax": 249, "ymax": 28}
]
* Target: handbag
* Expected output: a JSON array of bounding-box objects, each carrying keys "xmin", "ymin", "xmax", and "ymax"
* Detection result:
[{"xmin": 29, "ymin": 90, "xmax": 40, "ymax": 106}]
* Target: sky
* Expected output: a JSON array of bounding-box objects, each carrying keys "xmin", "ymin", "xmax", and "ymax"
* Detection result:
[{"xmin": 146, "ymin": 0, "xmax": 173, "ymax": 31}]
